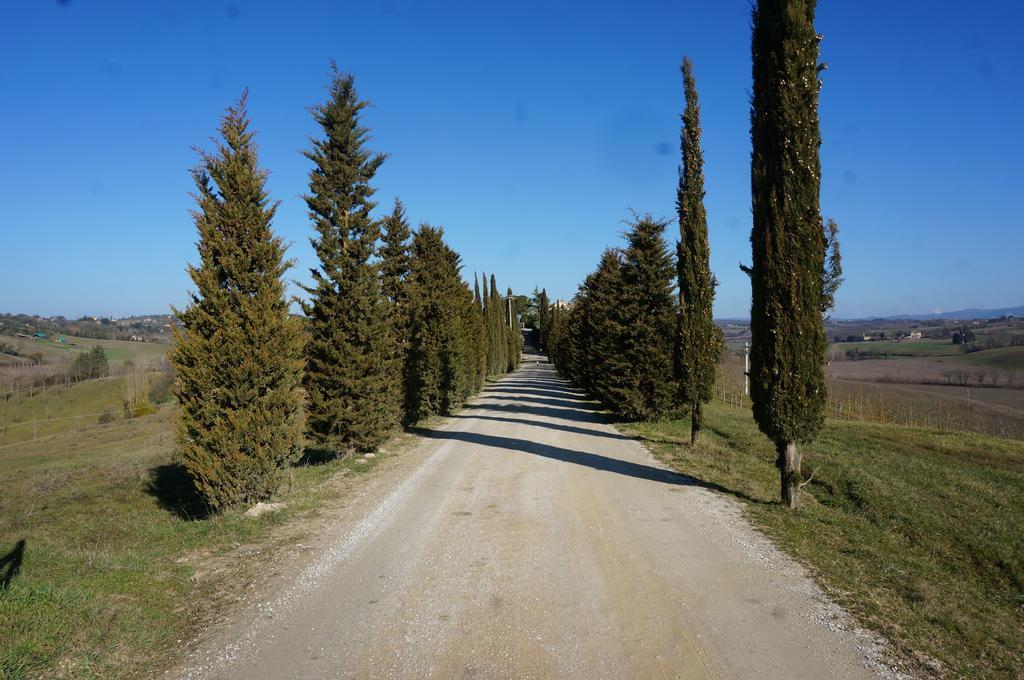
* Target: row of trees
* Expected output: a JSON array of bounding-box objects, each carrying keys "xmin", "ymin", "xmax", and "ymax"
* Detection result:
[
  {"xmin": 171, "ymin": 70, "xmax": 520, "ymax": 511},
  {"xmin": 549, "ymin": 0, "xmax": 841, "ymax": 508}
]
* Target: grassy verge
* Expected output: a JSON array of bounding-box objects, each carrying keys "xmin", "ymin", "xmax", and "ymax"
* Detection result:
[
  {"xmin": 622, "ymin": 401, "xmax": 1024, "ymax": 679},
  {"xmin": 0, "ymin": 407, "xmax": 414, "ymax": 679}
]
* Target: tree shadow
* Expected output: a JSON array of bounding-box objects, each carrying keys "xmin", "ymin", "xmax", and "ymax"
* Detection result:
[
  {"xmin": 449, "ymin": 413, "xmax": 630, "ymax": 441},
  {"xmin": 146, "ymin": 463, "xmax": 212, "ymax": 520},
  {"xmin": 478, "ymin": 394, "xmax": 592, "ymax": 410},
  {"xmin": 471, "ymin": 402, "xmax": 607, "ymax": 424},
  {"xmin": 408, "ymin": 426, "xmax": 766, "ymax": 504},
  {"xmin": 295, "ymin": 446, "xmax": 338, "ymax": 467},
  {"xmin": 0, "ymin": 539, "xmax": 25, "ymax": 590},
  {"xmin": 482, "ymin": 385, "xmax": 587, "ymax": 400}
]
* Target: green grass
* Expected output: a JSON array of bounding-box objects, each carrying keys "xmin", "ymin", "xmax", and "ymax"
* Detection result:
[
  {"xmin": 833, "ymin": 340, "xmax": 962, "ymax": 357},
  {"xmin": 623, "ymin": 402, "xmax": 1024, "ymax": 678},
  {"xmin": 956, "ymin": 346, "xmax": 1024, "ymax": 372},
  {"xmin": 0, "ymin": 374, "xmax": 173, "ymax": 447},
  {"xmin": 0, "ymin": 334, "xmax": 169, "ymax": 368},
  {"xmin": 0, "ymin": 408, "xmax": 407, "ymax": 679}
]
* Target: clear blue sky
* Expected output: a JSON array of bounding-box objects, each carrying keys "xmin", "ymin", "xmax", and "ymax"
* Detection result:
[{"xmin": 2, "ymin": 1, "xmax": 1021, "ymax": 319}]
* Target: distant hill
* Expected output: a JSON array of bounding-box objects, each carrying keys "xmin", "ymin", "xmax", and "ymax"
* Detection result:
[{"xmin": 878, "ymin": 306, "xmax": 1024, "ymax": 321}]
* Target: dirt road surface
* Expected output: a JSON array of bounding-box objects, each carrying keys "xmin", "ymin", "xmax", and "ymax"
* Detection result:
[{"xmin": 172, "ymin": 356, "xmax": 895, "ymax": 679}]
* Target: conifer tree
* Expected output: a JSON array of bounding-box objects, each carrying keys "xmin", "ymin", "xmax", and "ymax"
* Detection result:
[
  {"xmin": 505, "ymin": 286, "xmax": 521, "ymax": 371},
  {"xmin": 749, "ymin": 0, "xmax": 829, "ymax": 508},
  {"xmin": 675, "ymin": 57, "xmax": 724, "ymax": 445},
  {"xmin": 486, "ymin": 274, "xmax": 509, "ymax": 375},
  {"xmin": 536, "ymin": 289, "xmax": 551, "ymax": 352},
  {"xmin": 380, "ymin": 197, "xmax": 413, "ymax": 419},
  {"xmin": 616, "ymin": 214, "xmax": 677, "ymax": 420},
  {"xmin": 171, "ymin": 94, "xmax": 303, "ymax": 511},
  {"xmin": 472, "ymin": 274, "xmax": 487, "ymax": 388},
  {"xmin": 300, "ymin": 69, "xmax": 399, "ymax": 454},
  {"xmin": 576, "ymin": 249, "xmax": 625, "ymax": 406},
  {"xmin": 380, "ymin": 198, "xmax": 411, "ymax": 307},
  {"xmin": 405, "ymin": 225, "xmax": 476, "ymax": 421}
]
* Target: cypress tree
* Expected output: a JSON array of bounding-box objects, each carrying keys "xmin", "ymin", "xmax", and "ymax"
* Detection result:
[
  {"xmin": 616, "ymin": 213, "xmax": 677, "ymax": 420},
  {"xmin": 380, "ymin": 198, "xmax": 411, "ymax": 307},
  {"xmin": 473, "ymin": 274, "xmax": 487, "ymax": 388},
  {"xmin": 536, "ymin": 288, "xmax": 551, "ymax": 352},
  {"xmin": 405, "ymin": 225, "xmax": 476, "ymax": 421},
  {"xmin": 505, "ymin": 286, "xmax": 521, "ymax": 371},
  {"xmin": 578, "ymin": 249, "xmax": 625, "ymax": 407},
  {"xmin": 486, "ymin": 274, "xmax": 508, "ymax": 375},
  {"xmin": 171, "ymin": 94, "xmax": 303, "ymax": 511},
  {"xmin": 675, "ymin": 57, "xmax": 725, "ymax": 445},
  {"xmin": 380, "ymin": 197, "xmax": 413, "ymax": 420},
  {"xmin": 749, "ymin": 0, "xmax": 829, "ymax": 508},
  {"xmin": 300, "ymin": 69, "xmax": 399, "ymax": 455}
]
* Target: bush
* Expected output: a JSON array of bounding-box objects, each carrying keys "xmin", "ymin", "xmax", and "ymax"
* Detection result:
[{"xmin": 70, "ymin": 346, "xmax": 109, "ymax": 381}]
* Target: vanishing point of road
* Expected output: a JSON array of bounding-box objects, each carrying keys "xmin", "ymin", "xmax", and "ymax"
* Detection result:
[{"xmin": 173, "ymin": 355, "xmax": 891, "ymax": 679}]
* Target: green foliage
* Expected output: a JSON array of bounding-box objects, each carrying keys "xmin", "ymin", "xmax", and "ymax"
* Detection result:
[
  {"xmin": 614, "ymin": 214, "xmax": 678, "ymax": 420},
  {"xmin": 536, "ymin": 288, "xmax": 551, "ymax": 351},
  {"xmin": 300, "ymin": 69, "xmax": 401, "ymax": 454},
  {"xmin": 748, "ymin": 0, "xmax": 829, "ymax": 451},
  {"xmin": 380, "ymin": 198, "xmax": 413, "ymax": 421},
  {"xmin": 483, "ymin": 274, "xmax": 508, "ymax": 375},
  {"xmin": 69, "ymin": 345, "xmax": 108, "ymax": 381},
  {"xmin": 549, "ymin": 249, "xmax": 623, "ymax": 407},
  {"xmin": 380, "ymin": 198, "xmax": 412, "ymax": 308},
  {"xmin": 549, "ymin": 215, "xmax": 677, "ymax": 421},
  {"xmin": 170, "ymin": 93, "xmax": 304, "ymax": 511},
  {"xmin": 674, "ymin": 57, "xmax": 725, "ymax": 442},
  {"xmin": 404, "ymin": 226, "xmax": 482, "ymax": 422}
]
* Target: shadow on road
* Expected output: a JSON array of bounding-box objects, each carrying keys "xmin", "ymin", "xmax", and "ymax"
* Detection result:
[
  {"xmin": 452, "ymin": 367, "xmax": 767, "ymax": 504},
  {"xmin": 412, "ymin": 426, "xmax": 762, "ymax": 502},
  {"xmin": 450, "ymin": 413, "xmax": 630, "ymax": 441}
]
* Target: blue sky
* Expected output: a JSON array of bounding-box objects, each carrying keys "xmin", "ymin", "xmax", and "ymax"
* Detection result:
[{"xmin": 1, "ymin": 1, "xmax": 1021, "ymax": 319}]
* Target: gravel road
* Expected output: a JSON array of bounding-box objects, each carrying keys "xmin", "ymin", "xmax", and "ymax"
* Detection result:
[{"xmin": 173, "ymin": 356, "xmax": 896, "ymax": 679}]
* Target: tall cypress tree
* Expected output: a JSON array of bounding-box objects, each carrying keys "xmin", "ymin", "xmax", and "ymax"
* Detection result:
[
  {"xmin": 749, "ymin": 0, "xmax": 829, "ymax": 508},
  {"xmin": 578, "ymin": 249, "xmax": 625, "ymax": 407},
  {"xmin": 505, "ymin": 286, "xmax": 521, "ymax": 371},
  {"xmin": 536, "ymin": 288, "xmax": 551, "ymax": 352},
  {"xmin": 380, "ymin": 197, "xmax": 413, "ymax": 420},
  {"xmin": 473, "ymin": 274, "xmax": 487, "ymax": 387},
  {"xmin": 675, "ymin": 57, "xmax": 724, "ymax": 445},
  {"xmin": 301, "ymin": 69, "xmax": 399, "ymax": 454},
  {"xmin": 380, "ymin": 198, "xmax": 411, "ymax": 307},
  {"xmin": 405, "ymin": 225, "xmax": 476, "ymax": 421},
  {"xmin": 616, "ymin": 214, "xmax": 677, "ymax": 420},
  {"xmin": 486, "ymin": 274, "xmax": 508, "ymax": 375},
  {"xmin": 171, "ymin": 94, "xmax": 303, "ymax": 511}
]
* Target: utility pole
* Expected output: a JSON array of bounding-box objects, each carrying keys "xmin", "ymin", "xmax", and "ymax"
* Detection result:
[{"xmin": 744, "ymin": 341, "xmax": 750, "ymax": 397}]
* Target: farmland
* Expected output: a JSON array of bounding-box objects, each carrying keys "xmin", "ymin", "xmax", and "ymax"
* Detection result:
[{"xmin": 0, "ymin": 333, "xmax": 169, "ymax": 370}]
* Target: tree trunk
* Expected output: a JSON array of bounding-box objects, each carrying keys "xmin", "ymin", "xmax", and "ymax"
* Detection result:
[
  {"xmin": 779, "ymin": 440, "xmax": 801, "ymax": 509},
  {"xmin": 690, "ymin": 400, "xmax": 702, "ymax": 446}
]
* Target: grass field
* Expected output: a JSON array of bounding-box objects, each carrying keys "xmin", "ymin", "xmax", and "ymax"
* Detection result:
[
  {"xmin": 831, "ymin": 339, "xmax": 962, "ymax": 358},
  {"xmin": 0, "ymin": 373, "xmax": 174, "ymax": 447},
  {"xmin": 0, "ymin": 334, "xmax": 169, "ymax": 369},
  {"xmin": 623, "ymin": 402, "xmax": 1024, "ymax": 678},
  {"xmin": 957, "ymin": 346, "xmax": 1024, "ymax": 371},
  {"xmin": 0, "ymin": 407, "xmax": 417, "ymax": 679}
]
